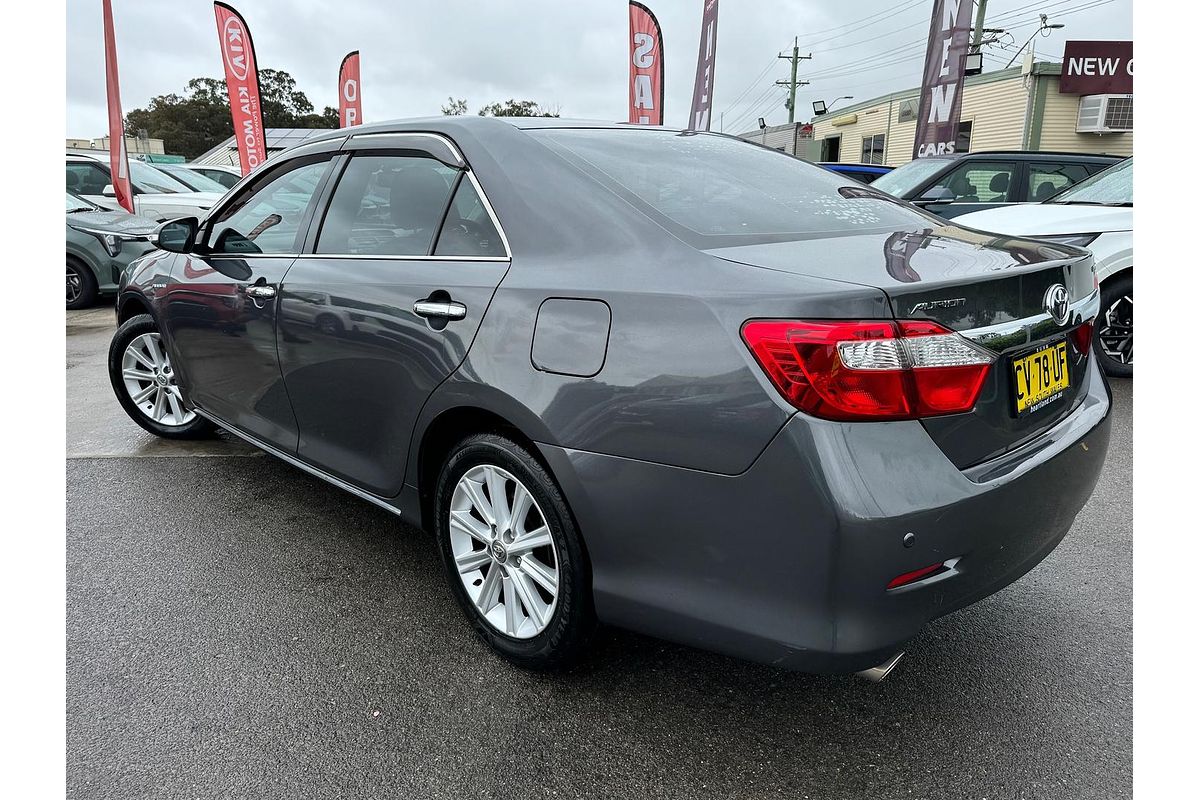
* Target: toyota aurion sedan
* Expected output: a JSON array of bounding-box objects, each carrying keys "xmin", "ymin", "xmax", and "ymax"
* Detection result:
[{"xmin": 108, "ymin": 117, "xmax": 1110, "ymax": 678}]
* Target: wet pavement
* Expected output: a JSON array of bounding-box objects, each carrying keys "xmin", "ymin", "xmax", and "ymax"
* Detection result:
[{"xmin": 67, "ymin": 305, "xmax": 1132, "ymax": 799}]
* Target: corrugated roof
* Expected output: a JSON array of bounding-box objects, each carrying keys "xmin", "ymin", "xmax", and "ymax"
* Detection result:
[{"xmin": 192, "ymin": 128, "xmax": 334, "ymax": 165}]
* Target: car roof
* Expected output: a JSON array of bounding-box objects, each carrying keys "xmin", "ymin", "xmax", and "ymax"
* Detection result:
[
  {"xmin": 299, "ymin": 116, "xmax": 691, "ymax": 147},
  {"xmin": 946, "ymin": 150, "xmax": 1122, "ymax": 161},
  {"xmin": 822, "ymin": 162, "xmax": 891, "ymax": 170}
]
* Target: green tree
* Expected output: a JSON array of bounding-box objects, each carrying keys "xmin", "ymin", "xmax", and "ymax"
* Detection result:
[
  {"xmin": 124, "ymin": 69, "xmax": 338, "ymax": 160},
  {"xmin": 441, "ymin": 97, "xmax": 468, "ymax": 116},
  {"xmin": 476, "ymin": 99, "xmax": 560, "ymax": 117}
]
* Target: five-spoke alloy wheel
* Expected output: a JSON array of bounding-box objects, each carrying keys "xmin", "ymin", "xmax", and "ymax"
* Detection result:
[
  {"xmin": 450, "ymin": 464, "xmax": 560, "ymax": 639},
  {"xmin": 108, "ymin": 314, "xmax": 215, "ymax": 439},
  {"xmin": 435, "ymin": 433, "xmax": 594, "ymax": 669}
]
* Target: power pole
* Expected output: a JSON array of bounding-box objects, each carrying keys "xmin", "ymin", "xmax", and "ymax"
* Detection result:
[
  {"xmin": 971, "ymin": 0, "xmax": 989, "ymax": 51},
  {"xmin": 777, "ymin": 38, "xmax": 812, "ymax": 124}
]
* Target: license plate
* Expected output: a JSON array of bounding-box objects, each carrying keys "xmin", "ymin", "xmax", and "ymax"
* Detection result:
[{"xmin": 1012, "ymin": 340, "xmax": 1070, "ymax": 416}]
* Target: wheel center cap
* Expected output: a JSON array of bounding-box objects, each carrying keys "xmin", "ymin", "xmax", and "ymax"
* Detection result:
[
  {"xmin": 155, "ymin": 373, "xmax": 169, "ymax": 387},
  {"xmin": 489, "ymin": 539, "xmax": 508, "ymax": 564}
]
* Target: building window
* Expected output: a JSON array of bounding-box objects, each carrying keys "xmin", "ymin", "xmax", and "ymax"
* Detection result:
[
  {"xmin": 898, "ymin": 99, "xmax": 918, "ymax": 123},
  {"xmin": 861, "ymin": 133, "xmax": 886, "ymax": 165},
  {"xmin": 956, "ymin": 121, "xmax": 973, "ymax": 154}
]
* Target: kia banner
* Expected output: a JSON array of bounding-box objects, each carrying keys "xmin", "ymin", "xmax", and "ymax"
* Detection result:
[
  {"xmin": 628, "ymin": 2, "xmax": 664, "ymax": 125},
  {"xmin": 101, "ymin": 0, "xmax": 134, "ymax": 213},
  {"xmin": 339, "ymin": 50, "xmax": 363, "ymax": 127},
  {"xmin": 687, "ymin": 0, "xmax": 719, "ymax": 131},
  {"xmin": 912, "ymin": 0, "xmax": 971, "ymax": 159},
  {"xmin": 213, "ymin": 2, "xmax": 266, "ymax": 175}
]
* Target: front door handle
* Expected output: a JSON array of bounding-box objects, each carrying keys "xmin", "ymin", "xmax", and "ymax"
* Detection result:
[
  {"xmin": 245, "ymin": 284, "xmax": 277, "ymax": 299},
  {"xmin": 413, "ymin": 299, "xmax": 467, "ymax": 321}
]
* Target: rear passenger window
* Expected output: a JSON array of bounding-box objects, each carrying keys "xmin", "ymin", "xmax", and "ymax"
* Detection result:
[
  {"xmin": 434, "ymin": 178, "xmax": 506, "ymax": 258},
  {"xmin": 317, "ymin": 155, "xmax": 458, "ymax": 256},
  {"xmin": 931, "ymin": 161, "xmax": 1016, "ymax": 202},
  {"xmin": 1025, "ymin": 163, "xmax": 1091, "ymax": 202}
]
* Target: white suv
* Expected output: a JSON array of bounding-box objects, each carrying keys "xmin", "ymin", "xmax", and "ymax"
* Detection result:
[{"xmin": 65, "ymin": 153, "xmax": 223, "ymax": 222}]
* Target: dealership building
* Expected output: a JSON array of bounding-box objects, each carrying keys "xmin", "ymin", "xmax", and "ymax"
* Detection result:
[{"xmin": 741, "ymin": 60, "xmax": 1132, "ymax": 165}]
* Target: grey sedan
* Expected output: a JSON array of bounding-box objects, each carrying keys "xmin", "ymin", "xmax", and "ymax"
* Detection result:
[{"xmin": 108, "ymin": 118, "xmax": 1110, "ymax": 678}]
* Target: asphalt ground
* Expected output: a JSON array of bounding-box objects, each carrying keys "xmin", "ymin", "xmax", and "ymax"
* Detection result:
[{"xmin": 66, "ymin": 306, "xmax": 1132, "ymax": 799}]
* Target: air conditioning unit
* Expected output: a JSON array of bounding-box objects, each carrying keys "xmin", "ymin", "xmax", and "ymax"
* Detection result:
[{"xmin": 1077, "ymin": 94, "xmax": 1133, "ymax": 134}]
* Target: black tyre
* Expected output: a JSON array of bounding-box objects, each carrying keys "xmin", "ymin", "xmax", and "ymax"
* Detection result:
[
  {"xmin": 67, "ymin": 258, "xmax": 98, "ymax": 310},
  {"xmin": 108, "ymin": 314, "xmax": 216, "ymax": 439},
  {"xmin": 1094, "ymin": 273, "xmax": 1132, "ymax": 378},
  {"xmin": 434, "ymin": 432, "xmax": 595, "ymax": 670}
]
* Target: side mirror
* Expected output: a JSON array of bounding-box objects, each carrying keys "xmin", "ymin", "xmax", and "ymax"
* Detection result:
[
  {"xmin": 101, "ymin": 184, "xmax": 116, "ymax": 198},
  {"xmin": 152, "ymin": 217, "xmax": 199, "ymax": 254},
  {"xmin": 916, "ymin": 185, "xmax": 956, "ymax": 204}
]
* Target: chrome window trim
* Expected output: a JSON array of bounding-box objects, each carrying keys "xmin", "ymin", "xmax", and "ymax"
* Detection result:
[{"xmin": 347, "ymin": 131, "xmax": 465, "ymax": 164}]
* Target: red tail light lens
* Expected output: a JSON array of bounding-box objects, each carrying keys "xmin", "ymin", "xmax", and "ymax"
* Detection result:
[
  {"xmin": 741, "ymin": 319, "xmax": 996, "ymax": 421},
  {"xmin": 1071, "ymin": 319, "xmax": 1094, "ymax": 355}
]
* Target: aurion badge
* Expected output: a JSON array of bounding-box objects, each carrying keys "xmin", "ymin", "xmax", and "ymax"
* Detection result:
[{"xmin": 1044, "ymin": 284, "xmax": 1071, "ymax": 326}]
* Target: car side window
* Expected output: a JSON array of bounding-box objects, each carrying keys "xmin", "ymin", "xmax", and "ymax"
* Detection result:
[
  {"xmin": 1025, "ymin": 162, "xmax": 1092, "ymax": 202},
  {"xmin": 930, "ymin": 161, "xmax": 1016, "ymax": 202},
  {"xmin": 433, "ymin": 178, "xmax": 506, "ymax": 258},
  {"xmin": 66, "ymin": 162, "xmax": 110, "ymax": 196},
  {"xmin": 207, "ymin": 159, "xmax": 332, "ymax": 256},
  {"xmin": 316, "ymin": 154, "xmax": 459, "ymax": 256}
]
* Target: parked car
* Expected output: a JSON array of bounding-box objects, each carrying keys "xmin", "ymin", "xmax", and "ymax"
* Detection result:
[
  {"xmin": 956, "ymin": 157, "xmax": 1132, "ymax": 377},
  {"xmin": 150, "ymin": 163, "xmax": 234, "ymax": 195},
  {"xmin": 186, "ymin": 164, "xmax": 242, "ymax": 190},
  {"xmin": 66, "ymin": 153, "xmax": 223, "ymax": 221},
  {"xmin": 872, "ymin": 150, "xmax": 1121, "ymax": 219},
  {"xmin": 108, "ymin": 118, "xmax": 1110, "ymax": 678},
  {"xmin": 820, "ymin": 162, "xmax": 893, "ymax": 184},
  {"xmin": 66, "ymin": 192, "xmax": 157, "ymax": 309}
]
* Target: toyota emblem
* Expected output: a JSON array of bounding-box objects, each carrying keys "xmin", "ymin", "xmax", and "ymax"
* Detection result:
[{"xmin": 1043, "ymin": 284, "xmax": 1070, "ymax": 326}]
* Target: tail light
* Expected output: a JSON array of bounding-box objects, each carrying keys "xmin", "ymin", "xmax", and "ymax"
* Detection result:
[
  {"xmin": 1071, "ymin": 319, "xmax": 1094, "ymax": 355},
  {"xmin": 740, "ymin": 319, "xmax": 996, "ymax": 421}
]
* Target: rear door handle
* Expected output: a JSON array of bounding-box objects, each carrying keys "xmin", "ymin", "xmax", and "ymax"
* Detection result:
[
  {"xmin": 245, "ymin": 284, "xmax": 277, "ymax": 299},
  {"xmin": 413, "ymin": 300, "xmax": 467, "ymax": 321}
]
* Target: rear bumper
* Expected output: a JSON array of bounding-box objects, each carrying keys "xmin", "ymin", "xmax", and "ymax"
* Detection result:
[{"xmin": 538, "ymin": 356, "xmax": 1111, "ymax": 674}]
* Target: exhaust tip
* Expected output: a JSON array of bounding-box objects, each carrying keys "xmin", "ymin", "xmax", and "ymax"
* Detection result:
[{"xmin": 855, "ymin": 651, "xmax": 905, "ymax": 682}]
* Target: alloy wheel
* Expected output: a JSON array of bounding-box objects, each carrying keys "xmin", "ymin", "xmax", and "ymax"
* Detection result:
[
  {"xmin": 449, "ymin": 464, "xmax": 560, "ymax": 639},
  {"xmin": 1097, "ymin": 293, "xmax": 1133, "ymax": 365},
  {"xmin": 66, "ymin": 265, "xmax": 83, "ymax": 305},
  {"xmin": 121, "ymin": 332, "xmax": 196, "ymax": 427}
]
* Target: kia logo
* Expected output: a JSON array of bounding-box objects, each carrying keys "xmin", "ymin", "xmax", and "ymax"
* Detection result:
[
  {"xmin": 1043, "ymin": 284, "xmax": 1071, "ymax": 326},
  {"xmin": 222, "ymin": 16, "xmax": 249, "ymax": 82}
]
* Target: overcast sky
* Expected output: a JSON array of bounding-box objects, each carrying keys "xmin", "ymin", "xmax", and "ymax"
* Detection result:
[{"xmin": 66, "ymin": 0, "xmax": 1132, "ymax": 139}]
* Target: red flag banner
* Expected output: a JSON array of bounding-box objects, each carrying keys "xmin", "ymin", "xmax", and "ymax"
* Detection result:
[
  {"xmin": 913, "ymin": 0, "xmax": 972, "ymax": 159},
  {"xmin": 213, "ymin": 2, "xmax": 266, "ymax": 175},
  {"xmin": 687, "ymin": 0, "xmax": 719, "ymax": 131},
  {"xmin": 339, "ymin": 51, "xmax": 363, "ymax": 127},
  {"xmin": 101, "ymin": 0, "xmax": 134, "ymax": 213},
  {"xmin": 628, "ymin": 2, "xmax": 664, "ymax": 125}
]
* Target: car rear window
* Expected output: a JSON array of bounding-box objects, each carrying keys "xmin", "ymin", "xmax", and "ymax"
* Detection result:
[{"xmin": 530, "ymin": 129, "xmax": 935, "ymax": 247}]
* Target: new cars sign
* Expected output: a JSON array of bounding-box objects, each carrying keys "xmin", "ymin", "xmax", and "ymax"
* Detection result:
[
  {"xmin": 913, "ymin": 0, "xmax": 971, "ymax": 159},
  {"xmin": 1059, "ymin": 41, "xmax": 1133, "ymax": 95},
  {"xmin": 628, "ymin": 2, "xmax": 664, "ymax": 125},
  {"xmin": 213, "ymin": 2, "xmax": 266, "ymax": 176},
  {"xmin": 339, "ymin": 51, "xmax": 363, "ymax": 128}
]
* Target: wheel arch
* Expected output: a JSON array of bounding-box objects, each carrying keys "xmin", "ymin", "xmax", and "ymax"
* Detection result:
[
  {"xmin": 116, "ymin": 291, "xmax": 155, "ymax": 325},
  {"xmin": 1100, "ymin": 265, "xmax": 1132, "ymax": 287}
]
